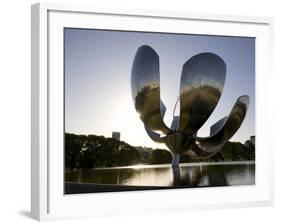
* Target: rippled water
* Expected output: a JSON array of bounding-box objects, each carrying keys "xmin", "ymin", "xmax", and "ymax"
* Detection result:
[{"xmin": 65, "ymin": 161, "xmax": 255, "ymax": 188}]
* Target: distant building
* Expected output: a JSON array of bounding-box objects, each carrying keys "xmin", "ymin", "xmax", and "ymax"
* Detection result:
[
  {"xmin": 112, "ymin": 132, "xmax": 120, "ymax": 140},
  {"xmin": 250, "ymin": 136, "xmax": 255, "ymax": 146},
  {"xmin": 245, "ymin": 135, "xmax": 255, "ymax": 147}
]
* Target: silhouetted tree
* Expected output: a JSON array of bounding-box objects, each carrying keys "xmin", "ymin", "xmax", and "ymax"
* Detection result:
[
  {"xmin": 151, "ymin": 149, "xmax": 172, "ymax": 164},
  {"xmin": 65, "ymin": 133, "xmax": 255, "ymax": 170}
]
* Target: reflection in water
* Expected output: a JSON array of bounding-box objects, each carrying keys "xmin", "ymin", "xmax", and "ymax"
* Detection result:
[{"xmin": 65, "ymin": 162, "xmax": 255, "ymax": 188}]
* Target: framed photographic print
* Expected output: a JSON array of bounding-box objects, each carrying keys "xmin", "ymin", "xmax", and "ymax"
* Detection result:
[{"xmin": 31, "ymin": 2, "xmax": 274, "ymax": 221}]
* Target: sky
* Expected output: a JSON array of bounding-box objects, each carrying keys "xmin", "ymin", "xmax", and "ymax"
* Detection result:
[{"xmin": 64, "ymin": 28, "xmax": 255, "ymax": 149}]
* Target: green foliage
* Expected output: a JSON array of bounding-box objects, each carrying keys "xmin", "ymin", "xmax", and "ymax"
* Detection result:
[
  {"xmin": 65, "ymin": 133, "xmax": 141, "ymax": 170},
  {"xmin": 180, "ymin": 154, "xmax": 195, "ymax": 163},
  {"xmin": 65, "ymin": 133, "xmax": 255, "ymax": 170},
  {"xmin": 117, "ymin": 148, "xmax": 141, "ymax": 166},
  {"xmin": 219, "ymin": 141, "xmax": 255, "ymax": 161},
  {"xmin": 151, "ymin": 149, "xmax": 172, "ymax": 164},
  {"xmin": 135, "ymin": 147, "xmax": 152, "ymax": 164},
  {"xmin": 65, "ymin": 133, "xmax": 87, "ymax": 170}
]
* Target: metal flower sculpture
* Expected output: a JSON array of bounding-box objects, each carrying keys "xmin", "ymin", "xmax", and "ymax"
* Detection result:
[{"xmin": 131, "ymin": 45, "xmax": 249, "ymax": 167}]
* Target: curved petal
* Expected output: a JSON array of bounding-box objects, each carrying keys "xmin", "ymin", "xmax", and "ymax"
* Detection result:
[
  {"xmin": 179, "ymin": 53, "xmax": 226, "ymax": 135},
  {"xmin": 195, "ymin": 95, "xmax": 250, "ymax": 153},
  {"xmin": 144, "ymin": 125, "xmax": 164, "ymax": 143},
  {"xmin": 187, "ymin": 142, "xmax": 224, "ymax": 159},
  {"xmin": 163, "ymin": 133, "xmax": 194, "ymax": 154},
  {"xmin": 131, "ymin": 45, "xmax": 171, "ymax": 134},
  {"xmin": 209, "ymin": 116, "xmax": 228, "ymax": 136},
  {"xmin": 171, "ymin": 116, "xmax": 179, "ymax": 131},
  {"xmin": 160, "ymin": 100, "xmax": 166, "ymax": 120},
  {"xmin": 144, "ymin": 99, "xmax": 166, "ymax": 143}
]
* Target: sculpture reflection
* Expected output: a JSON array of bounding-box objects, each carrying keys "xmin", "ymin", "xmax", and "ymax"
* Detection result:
[
  {"xmin": 172, "ymin": 165, "xmax": 205, "ymax": 186},
  {"xmin": 65, "ymin": 163, "xmax": 257, "ymax": 190},
  {"xmin": 172, "ymin": 165, "xmax": 229, "ymax": 187},
  {"xmin": 131, "ymin": 45, "xmax": 250, "ymax": 167}
]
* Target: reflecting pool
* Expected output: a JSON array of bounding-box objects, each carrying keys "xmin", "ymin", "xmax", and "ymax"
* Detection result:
[{"xmin": 65, "ymin": 161, "xmax": 255, "ymax": 194}]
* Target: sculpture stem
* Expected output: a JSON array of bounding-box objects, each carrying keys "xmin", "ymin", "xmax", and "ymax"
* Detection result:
[{"xmin": 172, "ymin": 154, "xmax": 180, "ymax": 167}]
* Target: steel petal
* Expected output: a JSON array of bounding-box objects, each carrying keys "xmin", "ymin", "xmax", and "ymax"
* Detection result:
[
  {"xmin": 179, "ymin": 53, "xmax": 226, "ymax": 135},
  {"xmin": 195, "ymin": 95, "xmax": 250, "ymax": 153},
  {"xmin": 131, "ymin": 45, "xmax": 171, "ymax": 134},
  {"xmin": 144, "ymin": 125, "xmax": 164, "ymax": 143}
]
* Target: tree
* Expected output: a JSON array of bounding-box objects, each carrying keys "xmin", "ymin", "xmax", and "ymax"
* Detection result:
[
  {"xmin": 151, "ymin": 149, "xmax": 172, "ymax": 164},
  {"xmin": 65, "ymin": 133, "xmax": 141, "ymax": 169},
  {"xmin": 65, "ymin": 133, "xmax": 86, "ymax": 170}
]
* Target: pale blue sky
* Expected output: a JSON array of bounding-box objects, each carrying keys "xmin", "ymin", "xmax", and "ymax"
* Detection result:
[{"xmin": 64, "ymin": 28, "xmax": 255, "ymax": 149}]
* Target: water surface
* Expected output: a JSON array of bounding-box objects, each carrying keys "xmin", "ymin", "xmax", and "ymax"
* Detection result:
[{"xmin": 65, "ymin": 161, "xmax": 255, "ymax": 193}]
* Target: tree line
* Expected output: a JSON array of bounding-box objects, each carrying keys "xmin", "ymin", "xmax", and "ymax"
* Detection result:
[{"xmin": 65, "ymin": 133, "xmax": 255, "ymax": 170}]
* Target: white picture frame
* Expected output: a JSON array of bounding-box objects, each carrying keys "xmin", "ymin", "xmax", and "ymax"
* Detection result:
[{"xmin": 31, "ymin": 2, "xmax": 274, "ymax": 221}]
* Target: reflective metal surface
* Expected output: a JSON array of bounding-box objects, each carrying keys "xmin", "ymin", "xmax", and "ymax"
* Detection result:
[
  {"xmin": 163, "ymin": 132, "xmax": 194, "ymax": 154},
  {"xmin": 131, "ymin": 45, "xmax": 171, "ymax": 135},
  {"xmin": 179, "ymin": 53, "xmax": 226, "ymax": 135},
  {"xmin": 131, "ymin": 45, "xmax": 250, "ymax": 163},
  {"xmin": 195, "ymin": 95, "xmax": 249, "ymax": 153}
]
